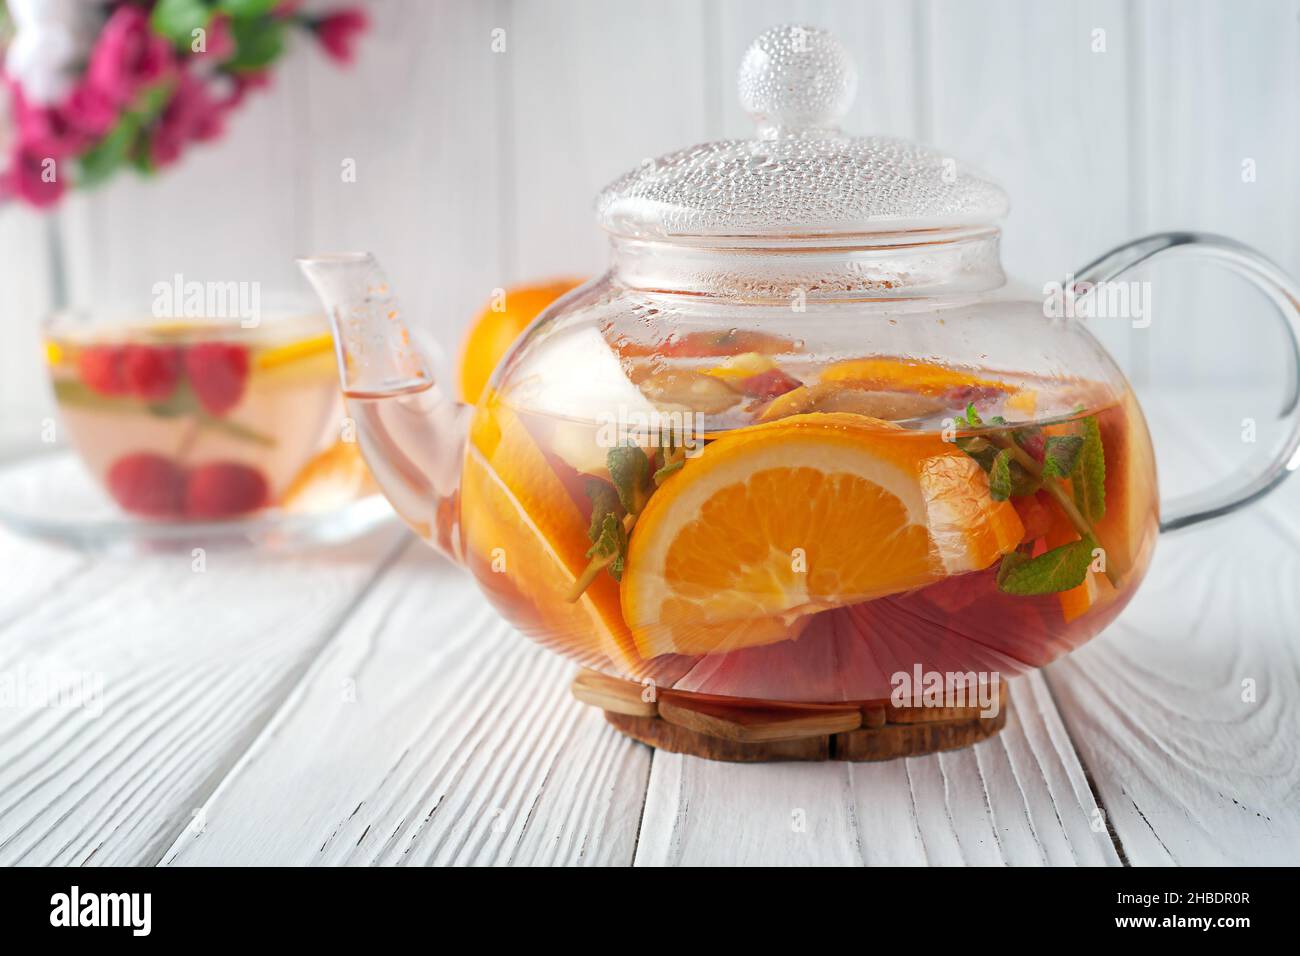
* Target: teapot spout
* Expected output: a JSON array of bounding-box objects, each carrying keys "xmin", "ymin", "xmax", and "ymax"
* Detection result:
[{"xmin": 298, "ymin": 252, "xmax": 468, "ymax": 561}]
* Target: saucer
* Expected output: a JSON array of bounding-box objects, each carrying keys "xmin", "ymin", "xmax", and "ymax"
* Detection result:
[{"xmin": 0, "ymin": 449, "xmax": 395, "ymax": 554}]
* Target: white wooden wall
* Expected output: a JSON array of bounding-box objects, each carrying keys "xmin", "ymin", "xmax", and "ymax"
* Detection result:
[{"xmin": 4, "ymin": 0, "xmax": 1299, "ymax": 453}]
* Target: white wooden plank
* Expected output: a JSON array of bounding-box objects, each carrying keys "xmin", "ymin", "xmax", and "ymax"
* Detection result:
[
  {"xmin": 1133, "ymin": 0, "xmax": 1300, "ymax": 389},
  {"xmin": 507, "ymin": 0, "xmax": 712, "ymax": 280},
  {"xmin": 56, "ymin": 44, "xmax": 308, "ymax": 312},
  {"xmin": 635, "ymin": 673, "xmax": 1119, "ymax": 866},
  {"xmin": 0, "ymin": 527, "xmax": 406, "ymax": 866},
  {"xmin": 1045, "ymin": 391, "xmax": 1300, "ymax": 864},
  {"xmin": 0, "ymin": 210, "xmax": 57, "ymax": 457},
  {"xmin": 162, "ymin": 546, "xmax": 651, "ymax": 866},
  {"xmin": 297, "ymin": 0, "xmax": 507, "ymax": 374},
  {"xmin": 922, "ymin": 0, "xmax": 1137, "ymax": 374}
]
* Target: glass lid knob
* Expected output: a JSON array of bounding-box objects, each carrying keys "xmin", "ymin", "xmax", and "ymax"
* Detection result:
[
  {"xmin": 595, "ymin": 23, "xmax": 1009, "ymax": 240},
  {"xmin": 738, "ymin": 25, "xmax": 857, "ymax": 137}
]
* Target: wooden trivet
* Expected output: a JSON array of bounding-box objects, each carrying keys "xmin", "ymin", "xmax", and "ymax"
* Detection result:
[{"xmin": 572, "ymin": 669, "xmax": 1008, "ymax": 763}]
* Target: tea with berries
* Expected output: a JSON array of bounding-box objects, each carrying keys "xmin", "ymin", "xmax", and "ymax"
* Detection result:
[{"xmin": 46, "ymin": 316, "xmax": 341, "ymax": 520}]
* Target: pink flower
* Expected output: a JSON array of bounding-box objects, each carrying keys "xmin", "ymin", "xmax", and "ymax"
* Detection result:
[
  {"xmin": 8, "ymin": 81, "xmax": 109, "ymax": 158},
  {"xmin": 85, "ymin": 6, "xmax": 174, "ymax": 108},
  {"xmin": 194, "ymin": 15, "xmax": 236, "ymax": 63},
  {"xmin": 149, "ymin": 72, "xmax": 226, "ymax": 169},
  {"xmin": 315, "ymin": 9, "xmax": 369, "ymax": 65},
  {"xmin": 4, "ymin": 145, "xmax": 66, "ymax": 208}
]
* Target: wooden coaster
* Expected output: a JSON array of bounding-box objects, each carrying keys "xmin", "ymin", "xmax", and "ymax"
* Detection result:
[{"xmin": 572, "ymin": 669, "xmax": 1009, "ymax": 763}]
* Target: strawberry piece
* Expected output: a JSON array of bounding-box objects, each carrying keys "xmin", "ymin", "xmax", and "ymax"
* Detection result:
[
  {"xmin": 184, "ymin": 462, "xmax": 269, "ymax": 518},
  {"xmin": 77, "ymin": 345, "xmax": 129, "ymax": 396},
  {"xmin": 184, "ymin": 343, "xmax": 249, "ymax": 416},
  {"xmin": 1017, "ymin": 430, "xmax": 1046, "ymax": 463},
  {"xmin": 122, "ymin": 345, "xmax": 182, "ymax": 401},
  {"xmin": 106, "ymin": 453, "xmax": 186, "ymax": 517},
  {"xmin": 734, "ymin": 366, "xmax": 802, "ymax": 399},
  {"xmin": 1012, "ymin": 490, "xmax": 1055, "ymax": 543}
]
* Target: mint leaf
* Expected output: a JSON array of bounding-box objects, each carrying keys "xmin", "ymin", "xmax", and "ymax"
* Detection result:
[
  {"xmin": 653, "ymin": 457, "xmax": 684, "ymax": 485},
  {"xmin": 152, "ymin": 0, "xmax": 212, "ymax": 48},
  {"xmin": 227, "ymin": 15, "xmax": 285, "ymax": 72},
  {"xmin": 988, "ymin": 448, "xmax": 1012, "ymax": 501},
  {"xmin": 219, "ymin": 0, "xmax": 278, "ymax": 17},
  {"xmin": 997, "ymin": 536, "xmax": 1097, "ymax": 595},
  {"xmin": 955, "ymin": 435, "xmax": 996, "ymax": 472},
  {"xmin": 608, "ymin": 445, "xmax": 650, "ymax": 514},
  {"xmin": 79, "ymin": 113, "xmax": 141, "ymax": 187},
  {"xmin": 1071, "ymin": 416, "xmax": 1106, "ymax": 522},
  {"xmin": 586, "ymin": 513, "xmax": 628, "ymax": 581},
  {"xmin": 1041, "ymin": 434, "xmax": 1084, "ymax": 479},
  {"xmin": 584, "ymin": 480, "xmax": 622, "ymax": 543},
  {"xmin": 1009, "ymin": 461, "xmax": 1040, "ymax": 497}
]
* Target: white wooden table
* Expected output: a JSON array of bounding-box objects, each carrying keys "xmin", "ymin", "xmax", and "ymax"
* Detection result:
[{"xmin": 1, "ymin": 391, "xmax": 1297, "ymax": 866}]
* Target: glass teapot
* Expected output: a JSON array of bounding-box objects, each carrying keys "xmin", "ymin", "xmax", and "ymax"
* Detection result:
[{"xmin": 299, "ymin": 25, "xmax": 1300, "ymax": 705}]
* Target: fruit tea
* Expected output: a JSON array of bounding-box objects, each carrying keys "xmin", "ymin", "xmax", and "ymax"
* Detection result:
[
  {"xmin": 460, "ymin": 332, "xmax": 1158, "ymax": 703},
  {"xmin": 46, "ymin": 316, "xmax": 343, "ymax": 521}
]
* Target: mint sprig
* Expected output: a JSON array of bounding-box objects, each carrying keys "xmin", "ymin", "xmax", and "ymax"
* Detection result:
[
  {"xmin": 1071, "ymin": 416, "xmax": 1106, "ymax": 522},
  {"xmin": 567, "ymin": 444, "xmax": 662, "ymax": 601},
  {"xmin": 1041, "ymin": 434, "xmax": 1084, "ymax": 479},
  {"xmin": 52, "ymin": 378, "xmax": 274, "ymax": 447},
  {"xmin": 996, "ymin": 536, "xmax": 1097, "ymax": 595},
  {"xmin": 953, "ymin": 405, "xmax": 1121, "ymax": 593},
  {"xmin": 586, "ymin": 513, "xmax": 629, "ymax": 581}
]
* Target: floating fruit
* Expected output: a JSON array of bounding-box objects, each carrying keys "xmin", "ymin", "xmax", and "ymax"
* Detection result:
[
  {"xmin": 821, "ymin": 356, "xmax": 1010, "ymax": 397},
  {"xmin": 280, "ymin": 440, "xmax": 376, "ymax": 513},
  {"xmin": 457, "ymin": 278, "xmax": 584, "ymax": 405},
  {"xmin": 462, "ymin": 393, "xmax": 640, "ymax": 672},
  {"xmin": 637, "ymin": 367, "xmax": 741, "ymax": 414},
  {"xmin": 122, "ymin": 345, "xmax": 182, "ymax": 401},
  {"xmin": 733, "ymin": 367, "xmax": 802, "ymax": 399},
  {"xmin": 106, "ymin": 452, "xmax": 185, "ymax": 517},
  {"xmin": 185, "ymin": 462, "xmax": 269, "ymax": 518},
  {"xmin": 185, "ymin": 343, "xmax": 250, "ymax": 416},
  {"xmin": 758, "ymin": 381, "xmax": 945, "ymax": 422},
  {"xmin": 620, "ymin": 412, "xmax": 1022, "ymax": 657},
  {"xmin": 77, "ymin": 345, "xmax": 130, "ymax": 396}
]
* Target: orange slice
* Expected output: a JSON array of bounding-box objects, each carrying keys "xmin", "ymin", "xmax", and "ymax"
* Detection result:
[
  {"xmin": 457, "ymin": 278, "xmax": 583, "ymax": 405},
  {"xmin": 758, "ymin": 381, "xmax": 945, "ymax": 423},
  {"xmin": 620, "ymin": 413, "xmax": 1022, "ymax": 657},
  {"xmin": 280, "ymin": 440, "xmax": 377, "ymax": 513},
  {"xmin": 821, "ymin": 356, "xmax": 1010, "ymax": 396},
  {"xmin": 461, "ymin": 393, "xmax": 640, "ymax": 672}
]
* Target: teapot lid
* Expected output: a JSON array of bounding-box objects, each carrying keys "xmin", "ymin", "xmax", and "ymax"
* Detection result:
[{"xmin": 596, "ymin": 25, "xmax": 1009, "ymax": 242}]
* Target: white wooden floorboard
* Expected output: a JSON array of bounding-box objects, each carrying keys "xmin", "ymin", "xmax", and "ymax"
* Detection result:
[
  {"xmin": 0, "ymin": 525, "xmax": 407, "ymax": 866},
  {"xmin": 1044, "ymin": 393, "xmax": 1300, "ymax": 865},
  {"xmin": 163, "ymin": 545, "xmax": 651, "ymax": 866},
  {"xmin": 633, "ymin": 672, "xmax": 1118, "ymax": 866}
]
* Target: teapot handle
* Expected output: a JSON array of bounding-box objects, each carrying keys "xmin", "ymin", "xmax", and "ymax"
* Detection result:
[{"xmin": 1073, "ymin": 232, "xmax": 1300, "ymax": 533}]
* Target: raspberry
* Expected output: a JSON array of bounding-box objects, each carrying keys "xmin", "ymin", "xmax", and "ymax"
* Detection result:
[
  {"xmin": 122, "ymin": 345, "xmax": 182, "ymax": 401},
  {"xmin": 77, "ymin": 345, "xmax": 129, "ymax": 396},
  {"xmin": 106, "ymin": 453, "xmax": 185, "ymax": 517},
  {"xmin": 184, "ymin": 462, "xmax": 269, "ymax": 518},
  {"xmin": 184, "ymin": 343, "xmax": 250, "ymax": 416}
]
